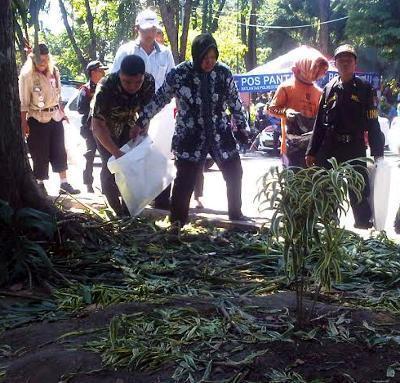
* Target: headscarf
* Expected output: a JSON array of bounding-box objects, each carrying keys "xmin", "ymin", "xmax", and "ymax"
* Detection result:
[
  {"xmin": 292, "ymin": 47, "xmax": 329, "ymax": 84},
  {"xmin": 191, "ymin": 33, "xmax": 219, "ymax": 72}
]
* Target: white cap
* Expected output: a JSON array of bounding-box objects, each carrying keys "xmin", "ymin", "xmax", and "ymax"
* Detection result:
[{"xmin": 135, "ymin": 9, "xmax": 160, "ymax": 29}]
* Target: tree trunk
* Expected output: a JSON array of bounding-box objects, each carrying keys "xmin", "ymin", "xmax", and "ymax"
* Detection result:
[
  {"xmin": 14, "ymin": 17, "xmax": 27, "ymax": 63},
  {"xmin": 0, "ymin": 0, "xmax": 51, "ymax": 211},
  {"xmin": 84, "ymin": 0, "xmax": 97, "ymax": 60},
  {"xmin": 179, "ymin": 0, "xmax": 193, "ymax": 63},
  {"xmin": 244, "ymin": 0, "xmax": 257, "ymax": 71},
  {"xmin": 59, "ymin": 0, "xmax": 88, "ymax": 72},
  {"xmin": 158, "ymin": 0, "xmax": 179, "ymax": 63},
  {"xmin": 210, "ymin": 0, "xmax": 226, "ymax": 33},
  {"xmin": 318, "ymin": 0, "xmax": 330, "ymax": 55},
  {"xmin": 201, "ymin": 0, "xmax": 208, "ymax": 33},
  {"xmin": 28, "ymin": 0, "xmax": 42, "ymax": 51},
  {"xmin": 240, "ymin": 0, "xmax": 247, "ymax": 46}
]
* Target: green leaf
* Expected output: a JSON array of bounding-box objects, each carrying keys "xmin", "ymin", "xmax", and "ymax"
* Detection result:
[
  {"xmin": 0, "ymin": 200, "xmax": 13, "ymax": 226},
  {"xmin": 387, "ymin": 366, "xmax": 395, "ymax": 378},
  {"xmin": 15, "ymin": 207, "xmax": 56, "ymax": 239}
]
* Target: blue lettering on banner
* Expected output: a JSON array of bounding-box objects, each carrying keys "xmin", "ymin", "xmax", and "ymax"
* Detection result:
[{"xmin": 234, "ymin": 71, "xmax": 380, "ymax": 93}]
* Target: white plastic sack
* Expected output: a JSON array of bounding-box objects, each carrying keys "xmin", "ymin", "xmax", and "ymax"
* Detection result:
[
  {"xmin": 369, "ymin": 158, "xmax": 391, "ymax": 230},
  {"xmin": 63, "ymin": 120, "xmax": 86, "ymax": 167},
  {"xmin": 147, "ymin": 100, "xmax": 176, "ymax": 160},
  {"xmin": 378, "ymin": 116, "xmax": 390, "ymax": 146},
  {"xmin": 107, "ymin": 136, "xmax": 176, "ymax": 216},
  {"xmin": 388, "ymin": 116, "xmax": 400, "ymax": 154}
]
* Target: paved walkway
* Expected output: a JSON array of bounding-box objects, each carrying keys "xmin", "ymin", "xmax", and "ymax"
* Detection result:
[{"xmin": 42, "ymin": 144, "xmax": 400, "ymax": 239}]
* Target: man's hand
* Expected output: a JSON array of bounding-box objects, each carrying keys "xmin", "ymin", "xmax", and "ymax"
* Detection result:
[
  {"xmin": 285, "ymin": 108, "xmax": 299, "ymax": 120},
  {"xmin": 129, "ymin": 125, "xmax": 143, "ymax": 141},
  {"xmin": 305, "ymin": 155, "xmax": 316, "ymax": 167}
]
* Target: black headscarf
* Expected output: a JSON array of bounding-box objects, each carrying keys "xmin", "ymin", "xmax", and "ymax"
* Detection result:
[{"xmin": 191, "ymin": 33, "xmax": 219, "ymax": 72}]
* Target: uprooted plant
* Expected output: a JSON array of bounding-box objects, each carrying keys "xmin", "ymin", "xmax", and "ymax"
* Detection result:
[{"xmin": 257, "ymin": 158, "xmax": 367, "ymax": 326}]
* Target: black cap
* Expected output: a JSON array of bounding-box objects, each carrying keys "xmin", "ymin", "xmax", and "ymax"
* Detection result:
[
  {"xmin": 86, "ymin": 60, "xmax": 108, "ymax": 74},
  {"xmin": 33, "ymin": 43, "xmax": 49, "ymax": 55},
  {"xmin": 120, "ymin": 55, "xmax": 145, "ymax": 76}
]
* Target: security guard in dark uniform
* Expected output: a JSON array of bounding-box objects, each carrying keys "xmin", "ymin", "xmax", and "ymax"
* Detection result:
[
  {"xmin": 77, "ymin": 60, "xmax": 107, "ymax": 193},
  {"xmin": 305, "ymin": 44, "xmax": 384, "ymax": 229}
]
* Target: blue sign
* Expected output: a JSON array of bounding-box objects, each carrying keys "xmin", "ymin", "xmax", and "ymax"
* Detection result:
[
  {"xmin": 234, "ymin": 71, "xmax": 381, "ymax": 93},
  {"xmin": 234, "ymin": 73, "xmax": 293, "ymax": 93}
]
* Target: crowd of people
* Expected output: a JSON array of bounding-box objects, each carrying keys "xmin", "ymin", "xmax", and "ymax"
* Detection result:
[{"xmin": 19, "ymin": 8, "xmax": 387, "ymax": 230}]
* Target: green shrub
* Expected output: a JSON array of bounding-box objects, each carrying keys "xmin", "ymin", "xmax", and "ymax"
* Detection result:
[{"xmin": 257, "ymin": 159, "xmax": 366, "ymax": 325}]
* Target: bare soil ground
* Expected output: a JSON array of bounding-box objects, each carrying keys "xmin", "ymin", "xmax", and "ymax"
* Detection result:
[{"xmin": 2, "ymin": 292, "xmax": 400, "ymax": 383}]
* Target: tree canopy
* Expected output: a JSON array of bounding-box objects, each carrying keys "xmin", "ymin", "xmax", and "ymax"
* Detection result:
[{"xmin": 12, "ymin": 0, "xmax": 400, "ymax": 79}]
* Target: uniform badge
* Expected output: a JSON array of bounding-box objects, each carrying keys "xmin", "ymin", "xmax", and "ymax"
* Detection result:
[
  {"xmin": 327, "ymin": 94, "xmax": 337, "ymax": 105},
  {"xmin": 38, "ymin": 95, "xmax": 45, "ymax": 108}
]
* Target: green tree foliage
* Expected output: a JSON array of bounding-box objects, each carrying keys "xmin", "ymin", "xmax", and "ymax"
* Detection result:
[
  {"xmin": 16, "ymin": 0, "xmax": 139, "ymax": 78},
  {"xmin": 12, "ymin": 0, "xmax": 49, "ymax": 65},
  {"xmin": 15, "ymin": 0, "xmax": 400, "ymax": 79},
  {"xmin": 53, "ymin": 0, "xmax": 135, "ymax": 76},
  {"xmin": 212, "ymin": 13, "xmax": 247, "ymax": 73},
  {"xmin": 345, "ymin": 0, "xmax": 400, "ymax": 60},
  {"xmin": 256, "ymin": 0, "xmax": 346, "ymax": 60}
]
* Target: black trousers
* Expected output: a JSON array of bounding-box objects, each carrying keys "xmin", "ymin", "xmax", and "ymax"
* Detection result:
[
  {"xmin": 170, "ymin": 155, "xmax": 243, "ymax": 225},
  {"xmin": 317, "ymin": 141, "xmax": 372, "ymax": 226},
  {"xmin": 194, "ymin": 166, "xmax": 204, "ymax": 199},
  {"xmin": 83, "ymin": 130, "xmax": 97, "ymax": 185},
  {"xmin": 154, "ymin": 184, "xmax": 172, "ymax": 208},
  {"xmin": 27, "ymin": 118, "xmax": 68, "ymax": 180},
  {"xmin": 96, "ymin": 135, "xmax": 129, "ymax": 216}
]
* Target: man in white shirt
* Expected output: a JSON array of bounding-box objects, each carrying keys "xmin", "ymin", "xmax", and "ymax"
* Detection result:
[
  {"xmin": 111, "ymin": 9, "xmax": 176, "ymax": 210},
  {"xmin": 111, "ymin": 9, "xmax": 175, "ymax": 92}
]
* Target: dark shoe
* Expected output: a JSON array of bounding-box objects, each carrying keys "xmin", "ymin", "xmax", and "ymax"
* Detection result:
[
  {"xmin": 354, "ymin": 221, "xmax": 373, "ymax": 230},
  {"xmin": 229, "ymin": 213, "xmax": 247, "ymax": 221},
  {"xmin": 86, "ymin": 184, "xmax": 94, "ymax": 193},
  {"xmin": 60, "ymin": 182, "xmax": 80, "ymax": 195}
]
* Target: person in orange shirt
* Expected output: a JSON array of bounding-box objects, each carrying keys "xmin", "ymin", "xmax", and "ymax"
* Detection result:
[{"xmin": 267, "ymin": 49, "xmax": 329, "ymax": 167}]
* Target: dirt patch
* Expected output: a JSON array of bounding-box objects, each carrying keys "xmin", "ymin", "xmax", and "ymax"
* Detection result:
[{"xmin": 2, "ymin": 293, "xmax": 400, "ymax": 383}]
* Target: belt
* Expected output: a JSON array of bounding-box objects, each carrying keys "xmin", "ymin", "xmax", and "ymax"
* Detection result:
[
  {"xmin": 335, "ymin": 133, "xmax": 353, "ymax": 143},
  {"xmin": 40, "ymin": 105, "xmax": 59, "ymax": 112}
]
